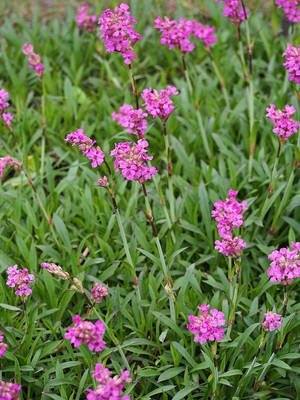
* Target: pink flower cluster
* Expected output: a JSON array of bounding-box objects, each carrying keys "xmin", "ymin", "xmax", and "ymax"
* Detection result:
[
  {"xmin": 64, "ymin": 315, "xmax": 106, "ymax": 352},
  {"xmin": 266, "ymin": 104, "xmax": 299, "ymax": 142},
  {"xmin": 65, "ymin": 129, "xmax": 105, "ymax": 168},
  {"xmin": 98, "ymin": 3, "xmax": 142, "ymax": 64},
  {"xmin": 187, "ymin": 304, "xmax": 226, "ymax": 344},
  {"xmin": 0, "ymin": 331, "xmax": 8, "ymax": 359},
  {"xmin": 154, "ymin": 17, "xmax": 217, "ymax": 53},
  {"xmin": 110, "ymin": 139, "xmax": 157, "ymax": 183},
  {"xmin": 212, "ymin": 190, "xmax": 247, "ymax": 258},
  {"xmin": 214, "ymin": 0, "xmax": 248, "ymax": 26},
  {"xmin": 41, "ymin": 262, "xmax": 70, "ymax": 280},
  {"xmin": 283, "ymin": 44, "xmax": 300, "ymax": 84},
  {"xmin": 6, "ymin": 265, "xmax": 35, "ymax": 298},
  {"xmin": 267, "ymin": 242, "xmax": 300, "ymax": 285},
  {"xmin": 0, "ymin": 89, "xmax": 14, "ymax": 129},
  {"xmin": 0, "ymin": 381, "xmax": 21, "ymax": 400},
  {"xmin": 0, "ymin": 156, "xmax": 22, "ymax": 177},
  {"xmin": 77, "ymin": 6, "xmax": 97, "ymax": 32},
  {"xmin": 275, "ymin": 0, "xmax": 300, "ymax": 23},
  {"xmin": 87, "ymin": 364, "xmax": 131, "ymax": 400},
  {"xmin": 91, "ymin": 283, "xmax": 109, "ymax": 303},
  {"xmin": 112, "ymin": 104, "xmax": 148, "ymax": 137},
  {"xmin": 262, "ymin": 311, "xmax": 282, "ymax": 332},
  {"xmin": 141, "ymin": 86, "xmax": 179, "ymax": 122},
  {"xmin": 22, "ymin": 43, "xmax": 44, "ymax": 78}
]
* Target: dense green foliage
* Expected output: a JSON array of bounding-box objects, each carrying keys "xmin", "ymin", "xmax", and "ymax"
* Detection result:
[{"xmin": 1, "ymin": 1, "xmax": 300, "ymax": 399}]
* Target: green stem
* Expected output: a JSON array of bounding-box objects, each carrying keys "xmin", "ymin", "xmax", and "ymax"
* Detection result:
[
  {"xmin": 212, "ymin": 341, "xmax": 218, "ymax": 398},
  {"xmin": 128, "ymin": 64, "xmax": 139, "ymax": 109},
  {"xmin": 115, "ymin": 208, "xmax": 138, "ymax": 286},
  {"xmin": 40, "ymin": 78, "xmax": 46, "ymax": 179},
  {"xmin": 207, "ymin": 50, "xmax": 230, "ymax": 108},
  {"xmin": 163, "ymin": 122, "xmax": 175, "ymax": 223},
  {"xmin": 141, "ymin": 183, "xmax": 175, "ymax": 321}
]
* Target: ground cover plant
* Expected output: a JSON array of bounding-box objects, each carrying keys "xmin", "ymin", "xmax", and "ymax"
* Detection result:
[{"xmin": 1, "ymin": 0, "xmax": 300, "ymax": 398}]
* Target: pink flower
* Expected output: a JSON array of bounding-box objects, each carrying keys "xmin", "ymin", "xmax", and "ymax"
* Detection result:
[
  {"xmin": 214, "ymin": 0, "xmax": 248, "ymax": 26},
  {"xmin": 91, "ymin": 283, "xmax": 109, "ymax": 303},
  {"xmin": 266, "ymin": 103, "xmax": 299, "ymax": 141},
  {"xmin": 154, "ymin": 17, "xmax": 196, "ymax": 53},
  {"xmin": 215, "ymin": 236, "xmax": 247, "ymax": 257},
  {"xmin": 212, "ymin": 189, "xmax": 247, "ymax": 239},
  {"xmin": 77, "ymin": 6, "xmax": 97, "ymax": 32},
  {"xmin": 262, "ymin": 311, "xmax": 282, "ymax": 332},
  {"xmin": 187, "ymin": 304, "xmax": 226, "ymax": 344},
  {"xmin": 112, "ymin": 104, "xmax": 148, "ymax": 137},
  {"xmin": 275, "ymin": 0, "xmax": 300, "ymax": 23},
  {"xmin": 283, "ymin": 44, "xmax": 300, "ymax": 84},
  {"xmin": 141, "ymin": 86, "xmax": 179, "ymax": 121},
  {"xmin": 64, "ymin": 315, "xmax": 106, "ymax": 352},
  {"xmin": 2, "ymin": 113, "xmax": 13, "ymax": 127},
  {"xmin": 41, "ymin": 262, "xmax": 70, "ymax": 280},
  {"xmin": 193, "ymin": 23, "xmax": 217, "ymax": 48},
  {"xmin": 0, "ymin": 381, "xmax": 21, "ymax": 400},
  {"xmin": 98, "ymin": 3, "xmax": 142, "ymax": 64},
  {"xmin": 0, "ymin": 156, "xmax": 22, "ymax": 178},
  {"xmin": 267, "ymin": 242, "xmax": 300, "ymax": 285},
  {"xmin": 6, "ymin": 265, "xmax": 35, "ymax": 298},
  {"xmin": 98, "ymin": 176, "xmax": 109, "ymax": 187},
  {"xmin": 22, "ymin": 43, "xmax": 44, "ymax": 78},
  {"xmin": 87, "ymin": 364, "xmax": 131, "ymax": 400},
  {"xmin": 65, "ymin": 129, "xmax": 105, "ymax": 168},
  {"xmin": 110, "ymin": 139, "xmax": 157, "ymax": 183},
  {"xmin": 0, "ymin": 89, "xmax": 10, "ymax": 113},
  {"xmin": 0, "ymin": 331, "xmax": 8, "ymax": 359}
]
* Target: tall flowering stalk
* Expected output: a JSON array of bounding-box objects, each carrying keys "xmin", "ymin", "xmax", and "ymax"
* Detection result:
[
  {"xmin": 65, "ymin": 129, "xmax": 138, "ymax": 286},
  {"xmin": 187, "ymin": 304, "xmax": 226, "ymax": 397},
  {"xmin": 141, "ymin": 86, "xmax": 179, "ymax": 223},
  {"xmin": 23, "ymin": 43, "xmax": 46, "ymax": 178},
  {"xmin": 98, "ymin": 3, "xmax": 142, "ymax": 108},
  {"xmin": 6, "ymin": 265, "xmax": 35, "ymax": 302}
]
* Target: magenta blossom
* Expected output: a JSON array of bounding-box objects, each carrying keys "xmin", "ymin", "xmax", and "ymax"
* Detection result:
[
  {"xmin": 214, "ymin": 0, "xmax": 248, "ymax": 26},
  {"xmin": 154, "ymin": 17, "xmax": 196, "ymax": 53},
  {"xmin": 6, "ymin": 265, "xmax": 35, "ymax": 299},
  {"xmin": 0, "ymin": 331, "xmax": 8, "ymax": 359},
  {"xmin": 110, "ymin": 139, "xmax": 157, "ymax": 183},
  {"xmin": 65, "ymin": 315, "xmax": 106, "ymax": 352},
  {"xmin": 0, "ymin": 89, "xmax": 14, "ymax": 129},
  {"xmin": 267, "ymin": 242, "xmax": 300, "ymax": 285},
  {"xmin": 215, "ymin": 236, "xmax": 247, "ymax": 258},
  {"xmin": 77, "ymin": 6, "xmax": 97, "ymax": 32},
  {"xmin": 187, "ymin": 304, "xmax": 226, "ymax": 344},
  {"xmin": 266, "ymin": 103, "xmax": 299, "ymax": 142},
  {"xmin": 22, "ymin": 43, "xmax": 44, "ymax": 78},
  {"xmin": 262, "ymin": 311, "xmax": 282, "ymax": 332},
  {"xmin": 0, "ymin": 381, "xmax": 21, "ymax": 400},
  {"xmin": 0, "ymin": 156, "xmax": 22, "ymax": 178},
  {"xmin": 87, "ymin": 364, "xmax": 131, "ymax": 400},
  {"xmin": 193, "ymin": 23, "xmax": 217, "ymax": 48},
  {"xmin": 212, "ymin": 189, "xmax": 247, "ymax": 239},
  {"xmin": 141, "ymin": 86, "xmax": 179, "ymax": 121},
  {"xmin": 65, "ymin": 129, "xmax": 105, "ymax": 168},
  {"xmin": 98, "ymin": 3, "xmax": 142, "ymax": 64},
  {"xmin": 275, "ymin": 0, "xmax": 300, "ymax": 23},
  {"xmin": 112, "ymin": 104, "xmax": 148, "ymax": 137},
  {"xmin": 91, "ymin": 283, "xmax": 109, "ymax": 303},
  {"xmin": 283, "ymin": 44, "xmax": 300, "ymax": 84}
]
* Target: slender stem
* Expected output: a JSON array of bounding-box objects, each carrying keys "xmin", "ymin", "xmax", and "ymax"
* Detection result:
[
  {"xmin": 115, "ymin": 208, "xmax": 138, "ymax": 286},
  {"xmin": 40, "ymin": 78, "xmax": 46, "ymax": 179},
  {"xmin": 23, "ymin": 169, "xmax": 52, "ymax": 225},
  {"xmin": 282, "ymin": 285, "xmax": 289, "ymax": 318},
  {"xmin": 207, "ymin": 50, "xmax": 230, "ymax": 108},
  {"xmin": 181, "ymin": 53, "xmax": 187, "ymax": 72},
  {"xmin": 141, "ymin": 183, "xmax": 175, "ymax": 321},
  {"xmin": 269, "ymin": 139, "xmax": 282, "ymax": 194},
  {"xmin": 163, "ymin": 122, "xmax": 175, "ymax": 223},
  {"xmin": 212, "ymin": 341, "xmax": 218, "ymax": 398},
  {"xmin": 128, "ymin": 64, "xmax": 139, "ymax": 109}
]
